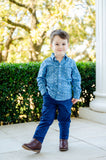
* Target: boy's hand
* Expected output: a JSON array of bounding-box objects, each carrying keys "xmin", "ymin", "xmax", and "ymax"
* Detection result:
[{"xmin": 72, "ymin": 98, "xmax": 79, "ymax": 104}]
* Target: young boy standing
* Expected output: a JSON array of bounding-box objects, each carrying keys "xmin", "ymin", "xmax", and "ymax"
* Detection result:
[{"xmin": 22, "ymin": 29, "xmax": 81, "ymax": 153}]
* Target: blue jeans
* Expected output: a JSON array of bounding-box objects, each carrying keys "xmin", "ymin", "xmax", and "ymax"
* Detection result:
[{"xmin": 33, "ymin": 92, "xmax": 73, "ymax": 143}]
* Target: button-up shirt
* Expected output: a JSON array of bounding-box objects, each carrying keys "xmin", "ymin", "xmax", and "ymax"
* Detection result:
[{"xmin": 37, "ymin": 53, "xmax": 81, "ymax": 101}]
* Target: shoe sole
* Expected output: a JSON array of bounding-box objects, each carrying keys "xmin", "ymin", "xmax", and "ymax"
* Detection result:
[
  {"xmin": 22, "ymin": 145, "xmax": 40, "ymax": 153},
  {"xmin": 60, "ymin": 148, "xmax": 68, "ymax": 151}
]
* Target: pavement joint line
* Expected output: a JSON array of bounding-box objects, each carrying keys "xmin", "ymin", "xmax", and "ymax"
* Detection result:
[
  {"xmin": 0, "ymin": 149, "xmax": 22, "ymax": 155},
  {"xmin": 95, "ymin": 155, "xmax": 106, "ymax": 159},
  {"xmin": 70, "ymin": 135, "xmax": 106, "ymax": 151},
  {"xmin": 48, "ymin": 127, "xmax": 106, "ymax": 150}
]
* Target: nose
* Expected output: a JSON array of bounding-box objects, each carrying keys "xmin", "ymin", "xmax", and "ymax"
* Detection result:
[{"xmin": 59, "ymin": 44, "xmax": 63, "ymax": 48}]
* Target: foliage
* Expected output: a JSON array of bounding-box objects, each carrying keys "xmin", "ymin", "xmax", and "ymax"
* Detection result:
[
  {"xmin": 0, "ymin": 62, "xmax": 42, "ymax": 124},
  {"xmin": 72, "ymin": 61, "xmax": 96, "ymax": 116},
  {"xmin": 0, "ymin": 62, "xmax": 95, "ymax": 125},
  {"xmin": 0, "ymin": 0, "xmax": 95, "ymax": 63}
]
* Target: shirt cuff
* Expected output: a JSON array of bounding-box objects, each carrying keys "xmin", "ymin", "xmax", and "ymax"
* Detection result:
[
  {"xmin": 73, "ymin": 93, "xmax": 81, "ymax": 99},
  {"xmin": 41, "ymin": 89, "xmax": 47, "ymax": 96}
]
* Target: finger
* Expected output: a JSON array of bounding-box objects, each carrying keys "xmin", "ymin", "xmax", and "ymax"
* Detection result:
[{"xmin": 72, "ymin": 99, "xmax": 78, "ymax": 104}]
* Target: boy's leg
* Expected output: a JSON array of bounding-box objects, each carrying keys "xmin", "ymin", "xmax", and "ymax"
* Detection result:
[
  {"xmin": 57, "ymin": 99, "xmax": 73, "ymax": 145},
  {"xmin": 22, "ymin": 93, "xmax": 56, "ymax": 152},
  {"xmin": 57, "ymin": 99, "xmax": 73, "ymax": 151},
  {"xmin": 33, "ymin": 93, "xmax": 56, "ymax": 143}
]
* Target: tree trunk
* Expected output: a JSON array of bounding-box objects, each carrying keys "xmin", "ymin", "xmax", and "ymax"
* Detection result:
[
  {"xmin": 0, "ymin": 50, "xmax": 2, "ymax": 62},
  {"xmin": 3, "ymin": 28, "xmax": 15, "ymax": 61}
]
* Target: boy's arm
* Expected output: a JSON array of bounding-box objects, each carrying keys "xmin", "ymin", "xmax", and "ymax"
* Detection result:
[
  {"xmin": 37, "ymin": 61, "xmax": 47, "ymax": 96},
  {"xmin": 71, "ymin": 60, "xmax": 81, "ymax": 100}
]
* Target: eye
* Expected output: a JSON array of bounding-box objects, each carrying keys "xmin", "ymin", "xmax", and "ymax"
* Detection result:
[
  {"xmin": 62, "ymin": 43, "xmax": 66, "ymax": 45},
  {"xmin": 56, "ymin": 44, "xmax": 59, "ymax": 45}
]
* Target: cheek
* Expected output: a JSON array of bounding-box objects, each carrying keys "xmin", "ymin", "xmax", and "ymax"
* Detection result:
[
  {"xmin": 52, "ymin": 46, "xmax": 56, "ymax": 50},
  {"xmin": 64, "ymin": 46, "xmax": 68, "ymax": 50},
  {"xmin": 63, "ymin": 46, "xmax": 67, "ymax": 50},
  {"xmin": 54, "ymin": 46, "xmax": 58, "ymax": 50}
]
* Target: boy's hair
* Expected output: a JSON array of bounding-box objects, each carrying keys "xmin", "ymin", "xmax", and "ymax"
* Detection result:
[{"xmin": 50, "ymin": 29, "xmax": 69, "ymax": 43}]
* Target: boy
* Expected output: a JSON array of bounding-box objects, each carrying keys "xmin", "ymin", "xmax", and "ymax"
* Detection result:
[{"xmin": 22, "ymin": 29, "xmax": 81, "ymax": 153}]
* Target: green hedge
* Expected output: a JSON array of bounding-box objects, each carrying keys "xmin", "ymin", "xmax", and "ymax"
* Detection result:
[
  {"xmin": 73, "ymin": 62, "xmax": 96, "ymax": 117},
  {"xmin": 0, "ymin": 62, "xmax": 95, "ymax": 125}
]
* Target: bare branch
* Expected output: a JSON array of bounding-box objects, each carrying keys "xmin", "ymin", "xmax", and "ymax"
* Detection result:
[
  {"xmin": 0, "ymin": 42, "xmax": 3, "ymax": 45},
  {"xmin": 12, "ymin": 36, "xmax": 24, "ymax": 41},
  {"xmin": 9, "ymin": 0, "xmax": 33, "ymax": 13},
  {"xmin": 7, "ymin": 26, "xmax": 16, "ymax": 30},
  {"xmin": 9, "ymin": 0, "xmax": 39, "ymax": 27},
  {"xmin": 7, "ymin": 19, "xmax": 30, "ymax": 33},
  {"xmin": 9, "ymin": 0, "xmax": 28, "ymax": 9}
]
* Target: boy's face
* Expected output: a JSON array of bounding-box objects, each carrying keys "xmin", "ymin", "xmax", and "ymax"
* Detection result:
[{"xmin": 51, "ymin": 35, "xmax": 69, "ymax": 57}]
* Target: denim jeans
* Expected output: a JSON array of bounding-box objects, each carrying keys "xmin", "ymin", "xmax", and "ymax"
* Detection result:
[{"xmin": 33, "ymin": 92, "xmax": 73, "ymax": 143}]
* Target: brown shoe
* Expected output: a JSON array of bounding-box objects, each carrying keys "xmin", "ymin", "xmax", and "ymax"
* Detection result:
[
  {"xmin": 22, "ymin": 139, "xmax": 42, "ymax": 153},
  {"xmin": 59, "ymin": 139, "xmax": 68, "ymax": 151}
]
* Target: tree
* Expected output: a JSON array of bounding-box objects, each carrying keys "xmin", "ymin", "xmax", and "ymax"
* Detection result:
[
  {"xmin": 0, "ymin": 0, "xmax": 96, "ymax": 62},
  {"xmin": 58, "ymin": 0, "xmax": 96, "ymax": 62}
]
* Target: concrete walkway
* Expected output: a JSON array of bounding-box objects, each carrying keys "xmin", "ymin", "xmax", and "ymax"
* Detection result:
[{"xmin": 0, "ymin": 118, "xmax": 106, "ymax": 160}]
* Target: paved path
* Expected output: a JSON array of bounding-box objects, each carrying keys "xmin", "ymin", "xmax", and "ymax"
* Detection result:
[{"xmin": 0, "ymin": 118, "xmax": 106, "ymax": 160}]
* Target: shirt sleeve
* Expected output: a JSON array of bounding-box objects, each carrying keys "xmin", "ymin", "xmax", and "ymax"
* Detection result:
[
  {"xmin": 71, "ymin": 60, "xmax": 81, "ymax": 99},
  {"xmin": 37, "ymin": 61, "xmax": 47, "ymax": 96}
]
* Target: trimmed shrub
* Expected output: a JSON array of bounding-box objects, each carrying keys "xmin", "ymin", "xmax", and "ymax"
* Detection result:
[
  {"xmin": 0, "ymin": 62, "xmax": 95, "ymax": 125},
  {"xmin": 72, "ymin": 62, "xmax": 96, "ymax": 117}
]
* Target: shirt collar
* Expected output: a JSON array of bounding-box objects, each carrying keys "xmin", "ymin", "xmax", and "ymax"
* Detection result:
[{"xmin": 51, "ymin": 53, "xmax": 68, "ymax": 61}]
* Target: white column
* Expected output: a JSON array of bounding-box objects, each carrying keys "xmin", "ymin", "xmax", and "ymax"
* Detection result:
[{"xmin": 90, "ymin": 0, "xmax": 106, "ymax": 112}]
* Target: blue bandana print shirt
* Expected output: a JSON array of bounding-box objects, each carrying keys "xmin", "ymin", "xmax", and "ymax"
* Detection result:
[{"xmin": 37, "ymin": 53, "xmax": 81, "ymax": 101}]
